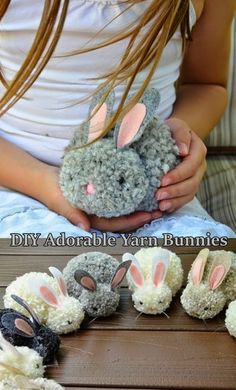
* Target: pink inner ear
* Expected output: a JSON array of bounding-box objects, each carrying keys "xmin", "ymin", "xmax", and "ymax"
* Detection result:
[
  {"xmin": 88, "ymin": 103, "xmax": 107, "ymax": 142},
  {"xmin": 59, "ymin": 277, "xmax": 67, "ymax": 297},
  {"xmin": 208, "ymin": 265, "xmax": 226, "ymax": 290},
  {"xmin": 40, "ymin": 286, "xmax": 58, "ymax": 306},
  {"xmin": 129, "ymin": 263, "xmax": 144, "ymax": 287},
  {"xmin": 81, "ymin": 276, "xmax": 96, "ymax": 291},
  {"xmin": 153, "ymin": 262, "xmax": 166, "ymax": 287},
  {"xmin": 117, "ymin": 103, "xmax": 146, "ymax": 149},
  {"xmin": 112, "ymin": 268, "xmax": 126, "ymax": 289},
  {"xmin": 15, "ymin": 319, "xmax": 35, "ymax": 337},
  {"xmin": 192, "ymin": 258, "xmax": 205, "ymax": 285}
]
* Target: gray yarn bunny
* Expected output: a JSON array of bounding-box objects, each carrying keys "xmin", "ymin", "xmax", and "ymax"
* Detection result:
[{"xmin": 60, "ymin": 85, "xmax": 180, "ymax": 218}]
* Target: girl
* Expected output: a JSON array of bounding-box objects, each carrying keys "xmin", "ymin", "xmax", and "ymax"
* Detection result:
[{"xmin": 0, "ymin": 0, "xmax": 235, "ymax": 237}]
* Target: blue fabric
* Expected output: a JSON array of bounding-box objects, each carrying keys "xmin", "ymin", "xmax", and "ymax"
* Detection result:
[{"xmin": 0, "ymin": 188, "xmax": 235, "ymax": 238}]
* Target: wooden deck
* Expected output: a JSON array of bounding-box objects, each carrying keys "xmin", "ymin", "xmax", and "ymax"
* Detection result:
[{"xmin": 0, "ymin": 239, "xmax": 236, "ymax": 390}]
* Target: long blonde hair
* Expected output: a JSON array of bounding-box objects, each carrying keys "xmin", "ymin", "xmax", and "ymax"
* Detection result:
[{"xmin": 0, "ymin": 0, "xmax": 191, "ymax": 138}]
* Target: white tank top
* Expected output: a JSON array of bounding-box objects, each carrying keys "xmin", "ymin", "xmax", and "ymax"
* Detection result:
[{"xmin": 0, "ymin": 0, "xmax": 196, "ymax": 166}]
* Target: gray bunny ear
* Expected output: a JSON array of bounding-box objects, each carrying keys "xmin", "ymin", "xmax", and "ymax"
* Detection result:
[
  {"xmin": 114, "ymin": 88, "xmax": 160, "ymax": 149},
  {"xmin": 74, "ymin": 270, "xmax": 97, "ymax": 292},
  {"xmin": 111, "ymin": 260, "xmax": 132, "ymax": 289},
  {"xmin": 67, "ymin": 84, "xmax": 115, "ymax": 150}
]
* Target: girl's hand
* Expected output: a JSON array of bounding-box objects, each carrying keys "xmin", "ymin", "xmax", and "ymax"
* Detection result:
[
  {"xmin": 156, "ymin": 117, "xmax": 207, "ymax": 213},
  {"xmin": 44, "ymin": 166, "xmax": 162, "ymax": 232},
  {"xmin": 90, "ymin": 209, "xmax": 162, "ymax": 233},
  {"xmin": 41, "ymin": 166, "xmax": 91, "ymax": 231}
]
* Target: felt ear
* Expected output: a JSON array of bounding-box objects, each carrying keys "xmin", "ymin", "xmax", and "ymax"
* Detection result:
[
  {"xmin": 111, "ymin": 260, "xmax": 132, "ymax": 289},
  {"xmin": 0, "ymin": 362, "xmax": 24, "ymax": 377},
  {"xmin": 208, "ymin": 253, "xmax": 232, "ymax": 290},
  {"xmin": 114, "ymin": 88, "xmax": 160, "ymax": 149},
  {"xmin": 0, "ymin": 331, "xmax": 21, "ymax": 358},
  {"xmin": 152, "ymin": 248, "xmax": 170, "ymax": 287},
  {"xmin": 74, "ymin": 270, "xmax": 97, "ymax": 291},
  {"xmin": 191, "ymin": 248, "xmax": 210, "ymax": 285},
  {"xmin": 15, "ymin": 376, "xmax": 41, "ymax": 389},
  {"xmin": 123, "ymin": 253, "xmax": 145, "ymax": 288},
  {"xmin": 49, "ymin": 267, "xmax": 68, "ymax": 297},
  {"xmin": 27, "ymin": 278, "xmax": 60, "ymax": 308},
  {"xmin": 87, "ymin": 84, "xmax": 115, "ymax": 142},
  {"xmin": 1, "ymin": 313, "xmax": 35, "ymax": 338},
  {"xmin": 11, "ymin": 295, "xmax": 41, "ymax": 326}
]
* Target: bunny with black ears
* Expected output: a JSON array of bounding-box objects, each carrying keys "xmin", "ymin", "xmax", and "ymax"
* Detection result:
[
  {"xmin": 4, "ymin": 267, "xmax": 84, "ymax": 334},
  {"xmin": 124, "ymin": 247, "xmax": 183, "ymax": 315},
  {"xmin": 63, "ymin": 252, "xmax": 131, "ymax": 317},
  {"xmin": 0, "ymin": 295, "xmax": 60, "ymax": 364},
  {"xmin": 60, "ymin": 85, "xmax": 180, "ymax": 218},
  {"xmin": 181, "ymin": 249, "xmax": 236, "ymax": 320}
]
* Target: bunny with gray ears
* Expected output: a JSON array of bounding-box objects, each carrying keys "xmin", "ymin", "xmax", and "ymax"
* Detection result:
[
  {"xmin": 60, "ymin": 85, "xmax": 180, "ymax": 218},
  {"xmin": 63, "ymin": 252, "xmax": 131, "ymax": 317}
]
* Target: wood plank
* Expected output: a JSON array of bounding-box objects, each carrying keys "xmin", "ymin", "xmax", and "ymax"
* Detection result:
[
  {"xmin": 0, "ymin": 287, "xmax": 226, "ymax": 332},
  {"xmin": 47, "ymin": 330, "xmax": 236, "ymax": 389},
  {"xmin": 0, "ymin": 238, "xmax": 235, "ymax": 255},
  {"xmin": 0, "ymin": 253, "xmax": 218, "ymax": 286}
]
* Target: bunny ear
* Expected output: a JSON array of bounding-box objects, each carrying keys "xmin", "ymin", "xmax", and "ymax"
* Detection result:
[
  {"xmin": 74, "ymin": 270, "xmax": 97, "ymax": 291},
  {"xmin": 0, "ymin": 331, "xmax": 21, "ymax": 358},
  {"xmin": 15, "ymin": 376, "xmax": 42, "ymax": 389},
  {"xmin": 114, "ymin": 88, "xmax": 160, "ymax": 149},
  {"xmin": 208, "ymin": 253, "xmax": 232, "ymax": 290},
  {"xmin": 191, "ymin": 248, "xmax": 210, "ymax": 285},
  {"xmin": 49, "ymin": 267, "xmax": 68, "ymax": 297},
  {"xmin": 27, "ymin": 278, "xmax": 60, "ymax": 308},
  {"xmin": 11, "ymin": 295, "xmax": 41, "ymax": 326},
  {"xmin": 1, "ymin": 313, "xmax": 35, "ymax": 338},
  {"xmin": 87, "ymin": 84, "xmax": 115, "ymax": 143},
  {"xmin": 111, "ymin": 260, "xmax": 132, "ymax": 289},
  {"xmin": 152, "ymin": 248, "xmax": 170, "ymax": 287},
  {"xmin": 0, "ymin": 363, "xmax": 24, "ymax": 377},
  {"xmin": 123, "ymin": 253, "xmax": 145, "ymax": 288}
]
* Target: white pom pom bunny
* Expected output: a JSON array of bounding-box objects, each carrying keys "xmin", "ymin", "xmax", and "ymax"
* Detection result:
[
  {"xmin": 181, "ymin": 249, "xmax": 236, "ymax": 320},
  {"xmin": 225, "ymin": 301, "xmax": 236, "ymax": 338},
  {"xmin": 4, "ymin": 267, "xmax": 84, "ymax": 334},
  {"xmin": 123, "ymin": 247, "xmax": 183, "ymax": 314},
  {"xmin": 0, "ymin": 376, "xmax": 64, "ymax": 390},
  {"xmin": 0, "ymin": 331, "xmax": 44, "ymax": 381}
]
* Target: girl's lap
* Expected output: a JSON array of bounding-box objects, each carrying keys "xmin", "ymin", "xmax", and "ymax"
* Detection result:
[{"xmin": 0, "ymin": 187, "xmax": 235, "ymax": 238}]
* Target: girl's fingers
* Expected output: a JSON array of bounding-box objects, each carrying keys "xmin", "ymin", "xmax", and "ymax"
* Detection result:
[
  {"xmin": 165, "ymin": 118, "xmax": 192, "ymax": 156},
  {"xmin": 157, "ymin": 161, "xmax": 206, "ymax": 205},
  {"xmin": 90, "ymin": 210, "xmax": 162, "ymax": 232},
  {"xmin": 159, "ymin": 194, "xmax": 195, "ymax": 213},
  {"xmin": 161, "ymin": 131, "xmax": 207, "ymax": 187},
  {"xmin": 64, "ymin": 207, "xmax": 91, "ymax": 231}
]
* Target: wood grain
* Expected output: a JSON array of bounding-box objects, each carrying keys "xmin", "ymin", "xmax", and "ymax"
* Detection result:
[{"xmin": 48, "ymin": 330, "xmax": 236, "ymax": 389}]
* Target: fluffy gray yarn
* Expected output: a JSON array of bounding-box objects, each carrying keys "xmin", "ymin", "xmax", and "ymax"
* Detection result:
[
  {"xmin": 60, "ymin": 86, "xmax": 180, "ymax": 218},
  {"xmin": 63, "ymin": 252, "xmax": 121, "ymax": 317}
]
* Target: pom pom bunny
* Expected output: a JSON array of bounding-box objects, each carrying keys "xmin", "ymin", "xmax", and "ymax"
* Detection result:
[
  {"xmin": 225, "ymin": 301, "xmax": 236, "ymax": 338},
  {"xmin": 63, "ymin": 252, "xmax": 131, "ymax": 317},
  {"xmin": 4, "ymin": 267, "xmax": 84, "ymax": 334},
  {"xmin": 123, "ymin": 247, "xmax": 183, "ymax": 314},
  {"xmin": 0, "ymin": 331, "xmax": 44, "ymax": 381},
  {"xmin": 60, "ymin": 85, "xmax": 180, "ymax": 218},
  {"xmin": 0, "ymin": 295, "xmax": 60, "ymax": 364},
  {"xmin": 0, "ymin": 376, "xmax": 64, "ymax": 390},
  {"xmin": 181, "ymin": 249, "xmax": 236, "ymax": 320}
]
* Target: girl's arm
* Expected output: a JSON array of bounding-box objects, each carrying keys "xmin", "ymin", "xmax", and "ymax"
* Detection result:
[
  {"xmin": 0, "ymin": 137, "xmax": 160, "ymax": 231},
  {"xmin": 0, "ymin": 137, "xmax": 90, "ymax": 230},
  {"xmin": 156, "ymin": 0, "xmax": 236, "ymax": 213}
]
